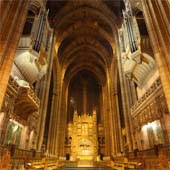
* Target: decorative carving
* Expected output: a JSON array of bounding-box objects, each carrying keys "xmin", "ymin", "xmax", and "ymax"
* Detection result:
[
  {"xmin": 68, "ymin": 109, "xmax": 98, "ymax": 161},
  {"xmin": 27, "ymin": 113, "xmax": 38, "ymax": 130},
  {"xmin": 0, "ymin": 76, "xmax": 40, "ymax": 147},
  {"xmin": 131, "ymin": 78, "xmax": 169, "ymax": 129},
  {"xmin": 2, "ymin": 76, "xmax": 40, "ymax": 121}
]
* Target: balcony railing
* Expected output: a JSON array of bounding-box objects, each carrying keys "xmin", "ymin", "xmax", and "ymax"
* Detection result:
[
  {"xmin": 5, "ymin": 76, "xmax": 40, "ymax": 120},
  {"xmin": 8, "ymin": 76, "xmax": 40, "ymax": 106},
  {"xmin": 131, "ymin": 78, "xmax": 162, "ymax": 115},
  {"xmin": 18, "ymin": 85, "xmax": 40, "ymax": 107}
]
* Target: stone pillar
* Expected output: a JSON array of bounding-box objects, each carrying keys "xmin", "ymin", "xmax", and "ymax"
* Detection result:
[
  {"xmin": 0, "ymin": 112, "xmax": 5, "ymax": 142},
  {"xmin": 47, "ymin": 73, "xmax": 62, "ymax": 156},
  {"xmin": 125, "ymin": 78, "xmax": 136, "ymax": 150},
  {"xmin": 0, "ymin": 112, "xmax": 10, "ymax": 145},
  {"xmin": 58, "ymin": 82, "xmax": 68, "ymax": 157},
  {"xmin": 102, "ymin": 75, "xmax": 116, "ymax": 157},
  {"xmin": 103, "ymin": 91, "xmax": 107, "ymax": 156},
  {"xmin": 20, "ymin": 126, "xmax": 28, "ymax": 149},
  {"xmin": 162, "ymin": 110, "xmax": 170, "ymax": 143},
  {"xmin": 48, "ymin": 90, "xmax": 58, "ymax": 155},
  {"xmin": 116, "ymin": 35, "xmax": 133, "ymax": 152},
  {"xmin": 112, "ymin": 80, "xmax": 124, "ymax": 155},
  {"xmin": 127, "ymin": 80, "xmax": 137, "ymax": 106},
  {"xmin": 0, "ymin": 0, "xmax": 29, "ymax": 109},
  {"xmin": 115, "ymin": 94, "xmax": 124, "ymax": 154},
  {"xmin": 36, "ymin": 31, "xmax": 55, "ymax": 151},
  {"xmin": 141, "ymin": 0, "xmax": 170, "ymax": 113},
  {"xmin": 107, "ymin": 74, "xmax": 116, "ymax": 156},
  {"xmin": 108, "ymin": 65, "xmax": 120, "ymax": 156},
  {"xmin": 110, "ymin": 60, "xmax": 124, "ymax": 155},
  {"xmin": 28, "ymin": 130, "xmax": 35, "ymax": 149},
  {"xmin": 54, "ymin": 65, "xmax": 63, "ymax": 157},
  {"xmin": 46, "ymin": 92, "xmax": 53, "ymax": 154},
  {"xmin": 47, "ymin": 57, "xmax": 62, "ymax": 157}
]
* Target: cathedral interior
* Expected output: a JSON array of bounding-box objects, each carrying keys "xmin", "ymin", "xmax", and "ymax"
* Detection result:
[{"xmin": 0, "ymin": 0, "xmax": 170, "ymax": 170}]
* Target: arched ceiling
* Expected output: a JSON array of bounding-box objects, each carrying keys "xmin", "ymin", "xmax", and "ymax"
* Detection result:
[{"xmin": 47, "ymin": 0, "xmax": 124, "ymax": 85}]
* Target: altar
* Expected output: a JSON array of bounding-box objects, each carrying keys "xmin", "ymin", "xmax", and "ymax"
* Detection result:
[{"xmin": 68, "ymin": 109, "xmax": 98, "ymax": 161}]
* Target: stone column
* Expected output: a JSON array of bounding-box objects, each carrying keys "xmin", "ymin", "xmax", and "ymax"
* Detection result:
[
  {"xmin": 112, "ymin": 75, "xmax": 124, "ymax": 155},
  {"xmin": 107, "ymin": 70, "xmax": 116, "ymax": 156},
  {"xmin": 0, "ymin": 0, "xmax": 29, "ymax": 109},
  {"xmin": 36, "ymin": 31, "xmax": 55, "ymax": 151},
  {"xmin": 20, "ymin": 126, "xmax": 28, "ymax": 149},
  {"xmin": 126, "ymin": 80, "xmax": 137, "ymax": 106},
  {"xmin": 125, "ymin": 78, "xmax": 136, "ymax": 150},
  {"xmin": 115, "ymin": 94, "xmax": 124, "ymax": 154},
  {"xmin": 0, "ymin": 112, "xmax": 10, "ymax": 145},
  {"xmin": 102, "ymin": 85, "xmax": 111, "ymax": 156},
  {"xmin": 102, "ymin": 69, "xmax": 117, "ymax": 157},
  {"xmin": 110, "ymin": 60, "xmax": 124, "ymax": 155},
  {"xmin": 58, "ymin": 82, "xmax": 68, "ymax": 157},
  {"xmin": 116, "ymin": 35, "xmax": 133, "ymax": 152},
  {"xmin": 108, "ymin": 66, "xmax": 117, "ymax": 156},
  {"xmin": 54, "ymin": 66, "xmax": 63, "ymax": 157},
  {"xmin": 48, "ymin": 90, "xmax": 58, "ymax": 155},
  {"xmin": 47, "ymin": 71, "xmax": 61, "ymax": 156},
  {"xmin": 46, "ymin": 56, "xmax": 62, "ymax": 157},
  {"xmin": 141, "ymin": 0, "xmax": 170, "ymax": 113},
  {"xmin": 0, "ymin": 112, "xmax": 5, "ymax": 142}
]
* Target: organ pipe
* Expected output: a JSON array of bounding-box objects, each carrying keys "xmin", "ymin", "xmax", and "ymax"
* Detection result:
[
  {"xmin": 33, "ymin": 9, "xmax": 48, "ymax": 52},
  {"xmin": 123, "ymin": 2, "xmax": 138, "ymax": 53}
]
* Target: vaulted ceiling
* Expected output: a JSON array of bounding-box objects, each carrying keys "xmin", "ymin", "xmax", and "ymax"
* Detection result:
[{"xmin": 46, "ymin": 0, "xmax": 124, "ymax": 85}]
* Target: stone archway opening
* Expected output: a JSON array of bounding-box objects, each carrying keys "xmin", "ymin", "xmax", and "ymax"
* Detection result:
[{"xmin": 67, "ymin": 69, "xmax": 102, "ymax": 123}]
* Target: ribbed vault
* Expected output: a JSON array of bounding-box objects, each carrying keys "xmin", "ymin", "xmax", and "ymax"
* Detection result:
[{"xmin": 51, "ymin": 0, "xmax": 117, "ymax": 86}]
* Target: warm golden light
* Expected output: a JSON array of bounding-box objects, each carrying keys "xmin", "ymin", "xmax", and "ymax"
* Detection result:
[
  {"xmin": 55, "ymin": 42, "xmax": 60, "ymax": 53},
  {"xmin": 69, "ymin": 109, "xmax": 98, "ymax": 161}
]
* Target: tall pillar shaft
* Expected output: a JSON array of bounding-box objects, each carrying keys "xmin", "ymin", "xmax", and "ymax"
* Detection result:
[
  {"xmin": 37, "ymin": 32, "xmax": 55, "ymax": 151},
  {"xmin": 102, "ymin": 85, "xmax": 111, "ymax": 155},
  {"xmin": 0, "ymin": 0, "xmax": 29, "ymax": 109},
  {"xmin": 57, "ymin": 83, "xmax": 67, "ymax": 156},
  {"xmin": 141, "ymin": 0, "xmax": 170, "ymax": 113},
  {"xmin": 116, "ymin": 36, "xmax": 133, "ymax": 152},
  {"xmin": 118, "ymin": 50, "xmax": 132, "ymax": 151}
]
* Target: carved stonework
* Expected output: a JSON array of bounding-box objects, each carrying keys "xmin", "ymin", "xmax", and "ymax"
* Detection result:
[
  {"xmin": 27, "ymin": 113, "xmax": 38, "ymax": 130},
  {"xmin": 1, "ymin": 95, "xmax": 15, "ymax": 115},
  {"xmin": 68, "ymin": 109, "xmax": 98, "ymax": 161},
  {"xmin": 3, "ymin": 76, "xmax": 40, "ymax": 121},
  {"xmin": 131, "ymin": 78, "xmax": 169, "ymax": 129},
  {"xmin": 0, "ymin": 75, "xmax": 40, "ymax": 147}
]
